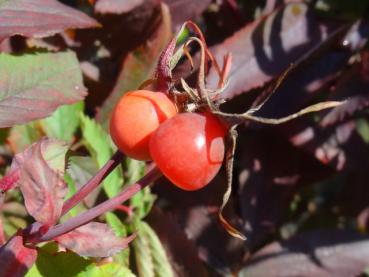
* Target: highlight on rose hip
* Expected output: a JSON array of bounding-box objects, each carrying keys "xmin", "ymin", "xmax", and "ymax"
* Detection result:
[{"xmin": 0, "ymin": 1, "xmax": 368, "ymax": 276}]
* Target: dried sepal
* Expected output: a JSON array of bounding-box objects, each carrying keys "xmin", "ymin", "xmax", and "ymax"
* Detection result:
[
  {"xmin": 155, "ymin": 20, "xmax": 222, "ymax": 94},
  {"xmin": 182, "ymin": 36, "xmax": 226, "ymax": 111},
  {"xmin": 219, "ymin": 126, "xmax": 246, "ymax": 240},
  {"xmin": 215, "ymin": 101, "xmax": 345, "ymax": 126},
  {"xmin": 218, "ymin": 53, "xmax": 232, "ymax": 89},
  {"xmin": 180, "ymin": 78, "xmax": 200, "ymax": 102}
]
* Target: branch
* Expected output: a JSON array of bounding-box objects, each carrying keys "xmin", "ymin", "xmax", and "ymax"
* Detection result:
[
  {"xmin": 38, "ymin": 166, "xmax": 162, "ymax": 242},
  {"xmin": 62, "ymin": 151, "xmax": 124, "ymax": 215}
]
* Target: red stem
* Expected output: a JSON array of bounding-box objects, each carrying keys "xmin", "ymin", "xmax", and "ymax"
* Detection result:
[
  {"xmin": 37, "ymin": 166, "xmax": 162, "ymax": 242},
  {"xmin": 0, "ymin": 216, "xmax": 5, "ymax": 246},
  {"xmin": 61, "ymin": 151, "xmax": 124, "ymax": 215}
]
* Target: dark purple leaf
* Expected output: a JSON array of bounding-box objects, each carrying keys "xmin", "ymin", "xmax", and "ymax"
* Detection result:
[
  {"xmin": 0, "ymin": 0, "xmax": 99, "ymax": 42},
  {"xmin": 0, "ymin": 232, "xmax": 37, "ymax": 277},
  {"xmin": 11, "ymin": 138, "xmax": 68, "ymax": 227},
  {"xmin": 164, "ymin": 0, "xmax": 212, "ymax": 27},
  {"xmin": 281, "ymin": 64, "xmax": 369, "ymax": 170},
  {"xmin": 95, "ymin": 0, "xmax": 145, "ymax": 14},
  {"xmin": 147, "ymin": 207, "xmax": 209, "ymax": 277},
  {"xmin": 207, "ymin": 2, "xmax": 338, "ymax": 99},
  {"xmin": 241, "ymin": 230, "xmax": 369, "ymax": 277},
  {"xmin": 236, "ymin": 127, "xmax": 333, "ymax": 248},
  {"xmin": 320, "ymin": 95, "xmax": 369, "ymax": 128},
  {"xmin": 54, "ymin": 222, "xmax": 135, "ymax": 257},
  {"xmin": 152, "ymin": 174, "xmax": 245, "ymax": 276},
  {"xmin": 0, "ymin": 51, "xmax": 87, "ymax": 128}
]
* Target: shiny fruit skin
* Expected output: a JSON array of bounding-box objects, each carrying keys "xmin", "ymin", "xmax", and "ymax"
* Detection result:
[
  {"xmin": 110, "ymin": 90, "xmax": 177, "ymax": 161},
  {"xmin": 150, "ymin": 112, "xmax": 227, "ymax": 191}
]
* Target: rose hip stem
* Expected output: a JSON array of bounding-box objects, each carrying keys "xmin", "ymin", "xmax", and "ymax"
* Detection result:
[
  {"xmin": 38, "ymin": 165, "xmax": 162, "ymax": 242},
  {"xmin": 61, "ymin": 151, "xmax": 124, "ymax": 215}
]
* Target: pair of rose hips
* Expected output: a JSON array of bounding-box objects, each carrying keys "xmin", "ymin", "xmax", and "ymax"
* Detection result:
[{"xmin": 110, "ymin": 89, "xmax": 226, "ymax": 191}]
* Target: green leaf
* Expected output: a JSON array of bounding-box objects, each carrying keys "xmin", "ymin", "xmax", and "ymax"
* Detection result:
[
  {"xmin": 357, "ymin": 118, "xmax": 369, "ymax": 144},
  {"xmin": 2, "ymin": 215, "xmax": 27, "ymax": 238},
  {"xmin": 41, "ymin": 139, "xmax": 69, "ymax": 173},
  {"xmin": 132, "ymin": 223, "xmax": 155, "ymax": 277},
  {"xmin": 125, "ymin": 159, "xmax": 155, "ymax": 219},
  {"xmin": 132, "ymin": 221, "xmax": 174, "ymax": 277},
  {"xmin": 78, "ymin": 263, "xmax": 135, "ymax": 277},
  {"xmin": 26, "ymin": 243, "xmax": 92, "ymax": 277},
  {"xmin": 41, "ymin": 102, "xmax": 84, "ymax": 142},
  {"xmin": 106, "ymin": 212, "xmax": 130, "ymax": 266},
  {"xmin": 80, "ymin": 114, "xmax": 123, "ymax": 198},
  {"xmin": 67, "ymin": 156, "xmax": 99, "ymax": 188},
  {"xmin": 8, "ymin": 122, "xmax": 43, "ymax": 152},
  {"xmin": 0, "ymin": 51, "xmax": 86, "ymax": 127},
  {"xmin": 125, "ymin": 159, "xmax": 145, "ymax": 185},
  {"xmin": 63, "ymin": 173, "xmax": 83, "ymax": 219},
  {"xmin": 130, "ymin": 188, "xmax": 156, "ymax": 220},
  {"xmin": 106, "ymin": 212, "xmax": 127, "ymax": 238},
  {"xmin": 67, "ymin": 156, "xmax": 100, "ymax": 208}
]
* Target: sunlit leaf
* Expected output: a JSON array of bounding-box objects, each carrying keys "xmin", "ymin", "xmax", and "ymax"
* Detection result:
[
  {"xmin": 67, "ymin": 156, "xmax": 100, "ymax": 208},
  {"xmin": 95, "ymin": 0, "xmax": 145, "ymax": 14},
  {"xmin": 0, "ymin": 51, "xmax": 87, "ymax": 127},
  {"xmin": 41, "ymin": 102, "xmax": 84, "ymax": 142},
  {"xmin": 54, "ymin": 222, "xmax": 135, "ymax": 257},
  {"xmin": 63, "ymin": 173, "xmax": 83, "ymax": 219},
  {"xmin": 78, "ymin": 262, "xmax": 135, "ymax": 277},
  {"xmin": 240, "ymin": 230, "xmax": 369, "ymax": 277},
  {"xmin": 126, "ymin": 159, "xmax": 155, "ymax": 220},
  {"xmin": 207, "ymin": 2, "xmax": 337, "ymax": 99},
  {"xmin": 8, "ymin": 122, "xmax": 43, "ymax": 153},
  {"xmin": 105, "ymin": 212, "xmax": 129, "ymax": 266},
  {"xmin": 0, "ymin": 0, "xmax": 99, "ymax": 42},
  {"xmin": 165, "ymin": 0, "xmax": 212, "ymax": 26},
  {"xmin": 11, "ymin": 138, "xmax": 68, "ymax": 226},
  {"xmin": 26, "ymin": 242, "xmax": 92, "ymax": 277},
  {"xmin": 132, "ymin": 222, "xmax": 155, "ymax": 277}
]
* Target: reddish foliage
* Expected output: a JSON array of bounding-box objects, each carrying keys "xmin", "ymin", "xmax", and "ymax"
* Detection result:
[
  {"xmin": 0, "ymin": 0, "xmax": 99, "ymax": 42},
  {"xmin": 95, "ymin": 0, "xmax": 145, "ymax": 14},
  {"xmin": 11, "ymin": 139, "xmax": 68, "ymax": 227},
  {"xmin": 0, "ymin": 232, "xmax": 37, "ymax": 277},
  {"xmin": 242, "ymin": 230, "xmax": 369, "ymax": 277},
  {"xmin": 0, "ymin": 52, "xmax": 87, "ymax": 128},
  {"xmin": 165, "ymin": 0, "xmax": 212, "ymax": 27},
  {"xmin": 54, "ymin": 222, "xmax": 135, "ymax": 257},
  {"xmin": 207, "ymin": 3, "xmax": 338, "ymax": 99},
  {"xmin": 0, "ymin": 170, "xmax": 20, "ymax": 193},
  {"xmin": 0, "ymin": 217, "xmax": 5, "ymax": 246}
]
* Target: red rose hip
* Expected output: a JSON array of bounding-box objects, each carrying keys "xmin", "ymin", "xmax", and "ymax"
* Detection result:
[
  {"xmin": 110, "ymin": 90, "xmax": 177, "ymax": 161},
  {"xmin": 150, "ymin": 112, "xmax": 227, "ymax": 190}
]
